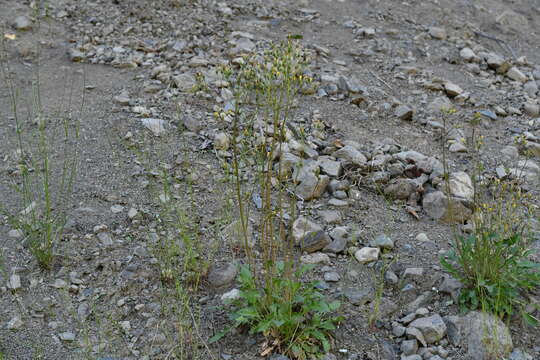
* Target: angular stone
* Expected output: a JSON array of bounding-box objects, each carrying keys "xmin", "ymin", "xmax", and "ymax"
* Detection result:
[
  {"xmin": 324, "ymin": 272, "xmax": 340, "ymax": 282},
  {"xmin": 401, "ymin": 339, "xmax": 418, "ymax": 356},
  {"xmin": 409, "ymin": 314, "xmax": 447, "ymax": 344},
  {"xmin": 442, "ymin": 171, "xmax": 474, "ymax": 201},
  {"xmin": 443, "ymin": 82, "xmax": 463, "ymax": 97},
  {"xmin": 141, "ymin": 118, "xmax": 167, "ymax": 136},
  {"xmin": 395, "ymin": 105, "xmax": 414, "ymax": 121},
  {"xmin": 324, "ymin": 227, "xmax": 349, "ymax": 253},
  {"xmin": 13, "ymin": 16, "xmax": 32, "ymax": 30},
  {"xmin": 300, "ymin": 230, "xmax": 331, "ymax": 253},
  {"xmin": 523, "ymin": 102, "xmax": 540, "ymax": 117},
  {"xmin": 59, "ymin": 332, "xmax": 76, "ymax": 341},
  {"xmin": 459, "ymin": 48, "xmax": 477, "ymax": 62},
  {"xmin": 208, "ymin": 263, "xmax": 237, "ymax": 287},
  {"xmin": 213, "ymin": 132, "xmax": 230, "ymax": 150},
  {"xmin": 318, "ymin": 210, "xmax": 342, "ymax": 224},
  {"xmin": 423, "ymin": 191, "xmax": 472, "ymax": 223},
  {"xmin": 428, "ymin": 96, "xmax": 453, "ymax": 113},
  {"xmin": 291, "ymin": 217, "xmax": 322, "ymax": 243},
  {"xmin": 403, "ymin": 267, "xmax": 424, "ymax": 279},
  {"xmin": 428, "ymin": 27, "xmax": 447, "ymax": 40},
  {"xmin": 486, "ymin": 53, "xmax": 505, "ymax": 69},
  {"xmin": 300, "ymin": 252, "xmax": 330, "ymax": 264},
  {"xmin": 295, "ymin": 174, "xmax": 329, "ymax": 201},
  {"xmin": 344, "ymin": 287, "xmax": 373, "ymax": 306},
  {"xmin": 506, "ymin": 67, "xmax": 528, "ymax": 83},
  {"xmin": 406, "ymin": 327, "xmax": 427, "ymax": 347},
  {"xmin": 369, "ymin": 234, "xmax": 394, "ymax": 250},
  {"xmin": 384, "ymin": 178, "xmax": 417, "ymax": 200},
  {"xmin": 173, "ymin": 73, "xmax": 196, "ymax": 91},
  {"xmin": 8, "ymin": 274, "xmax": 21, "ymax": 290},
  {"xmin": 221, "ymin": 288, "xmax": 241, "ymax": 302},
  {"xmin": 332, "ymin": 145, "xmax": 367, "ymax": 166},
  {"xmin": 461, "ymin": 311, "xmax": 513, "ymax": 360},
  {"xmin": 318, "ymin": 156, "xmax": 342, "ymax": 177},
  {"xmin": 354, "ymin": 247, "xmax": 380, "ymax": 264}
]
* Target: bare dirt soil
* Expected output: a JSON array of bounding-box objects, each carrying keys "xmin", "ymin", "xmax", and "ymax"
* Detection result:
[{"xmin": 1, "ymin": 0, "xmax": 539, "ymax": 359}]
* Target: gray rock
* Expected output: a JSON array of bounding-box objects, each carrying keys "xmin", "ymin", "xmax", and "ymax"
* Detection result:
[
  {"xmin": 443, "ymin": 315, "xmax": 461, "ymax": 346},
  {"xmin": 392, "ymin": 322, "xmax": 406, "ymax": 336},
  {"xmin": 395, "ymin": 105, "xmax": 414, "ymax": 121},
  {"xmin": 141, "ymin": 118, "xmax": 167, "ymax": 136},
  {"xmin": 461, "ymin": 311, "xmax": 513, "ymax": 360},
  {"xmin": 507, "ymin": 67, "xmax": 528, "ymax": 83},
  {"xmin": 291, "ymin": 217, "xmax": 322, "ymax": 243},
  {"xmin": 68, "ymin": 48, "xmax": 85, "ymax": 62},
  {"xmin": 300, "ymin": 252, "xmax": 330, "ymax": 264},
  {"xmin": 384, "ymin": 178, "xmax": 417, "ymax": 200},
  {"xmin": 344, "ymin": 287, "xmax": 373, "ymax": 306},
  {"xmin": 59, "ymin": 332, "xmax": 76, "ymax": 341},
  {"xmin": 338, "ymin": 76, "xmax": 367, "ymax": 94},
  {"xmin": 485, "ymin": 53, "xmax": 505, "ymax": 69},
  {"xmin": 422, "ymin": 191, "xmax": 472, "ymax": 223},
  {"xmin": 385, "ymin": 270, "xmax": 399, "ymax": 285},
  {"xmin": 415, "ymin": 233, "xmax": 429, "ymax": 242},
  {"xmin": 401, "ymin": 356, "xmax": 422, "ymax": 360},
  {"xmin": 509, "ymin": 349, "xmax": 533, "ymax": 360},
  {"xmin": 403, "ymin": 267, "xmax": 424, "ymax": 280},
  {"xmin": 439, "ymin": 275, "xmax": 462, "ymax": 300},
  {"xmin": 428, "ymin": 27, "xmax": 447, "ymax": 40},
  {"xmin": 501, "ymin": 145, "xmax": 519, "ymax": 160},
  {"xmin": 113, "ymin": 91, "xmax": 130, "ymax": 106},
  {"xmin": 300, "ymin": 230, "xmax": 331, "ymax": 253},
  {"xmin": 208, "ymin": 263, "xmax": 238, "ymax": 287},
  {"xmin": 354, "ymin": 247, "xmax": 380, "ymax": 263},
  {"xmin": 401, "ymin": 339, "xmax": 418, "ymax": 356},
  {"xmin": 8, "ymin": 274, "xmax": 21, "ymax": 290},
  {"xmin": 324, "ymin": 227, "xmax": 349, "ymax": 253},
  {"xmin": 269, "ymin": 355, "xmax": 290, "ymax": 360},
  {"xmin": 369, "ymin": 234, "xmax": 394, "ymax": 249},
  {"xmin": 173, "ymin": 73, "xmax": 196, "ymax": 91},
  {"xmin": 318, "ymin": 210, "xmax": 342, "ymax": 224},
  {"xmin": 97, "ymin": 232, "xmax": 113, "ymax": 246},
  {"xmin": 332, "ymin": 145, "xmax": 367, "ymax": 166},
  {"xmin": 295, "ymin": 173, "xmax": 329, "ymax": 201},
  {"xmin": 292, "ymin": 159, "xmax": 320, "ymax": 182},
  {"xmin": 13, "ymin": 15, "xmax": 32, "ymax": 30},
  {"xmin": 524, "ymin": 81, "xmax": 538, "ymax": 97},
  {"xmin": 443, "ymin": 82, "xmax": 463, "ymax": 97},
  {"xmin": 318, "ymin": 156, "xmax": 342, "ymax": 177},
  {"xmin": 406, "ymin": 327, "xmax": 427, "ymax": 347},
  {"xmin": 7, "ymin": 229, "xmax": 23, "ymax": 239},
  {"xmin": 7, "ymin": 316, "xmax": 23, "ymax": 330},
  {"xmin": 523, "ymin": 102, "xmax": 540, "ymax": 117},
  {"xmin": 409, "ymin": 314, "xmax": 447, "ymax": 344},
  {"xmin": 405, "ymin": 292, "xmax": 432, "ymax": 313},
  {"xmin": 213, "ymin": 132, "xmax": 230, "ymax": 150},
  {"xmin": 324, "ymin": 272, "xmax": 340, "ymax": 282},
  {"xmin": 427, "ymin": 97, "xmax": 453, "ymax": 113},
  {"xmin": 221, "ymin": 288, "xmax": 241, "ymax": 302},
  {"xmin": 459, "ymin": 48, "xmax": 477, "ymax": 62}
]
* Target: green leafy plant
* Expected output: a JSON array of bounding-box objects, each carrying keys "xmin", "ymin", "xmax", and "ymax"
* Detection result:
[
  {"xmin": 439, "ymin": 111, "xmax": 540, "ymax": 324},
  {"xmin": 212, "ymin": 263, "xmax": 342, "ymax": 359},
  {"xmin": 441, "ymin": 231, "xmax": 540, "ymax": 324}
]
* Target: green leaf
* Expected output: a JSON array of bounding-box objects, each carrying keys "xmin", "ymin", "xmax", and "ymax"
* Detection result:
[
  {"xmin": 208, "ymin": 327, "xmax": 231, "ymax": 344},
  {"xmin": 288, "ymin": 34, "xmax": 304, "ymax": 39}
]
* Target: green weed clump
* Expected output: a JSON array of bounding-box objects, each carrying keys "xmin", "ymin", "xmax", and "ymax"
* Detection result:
[
  {"xmin": 211, "ymin": 39, "xmax": 342, "ymax": 358},
  {"xmin": 217, "ymin": 263, "xmax": 342, "ymax": 359},
  {"xmin": 0, "ymin": 24, "xmax": 83, "ymax": 269},
  {"xmin": 440, "ymin": 112, "xmax": 540, "ymax": 325}
]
